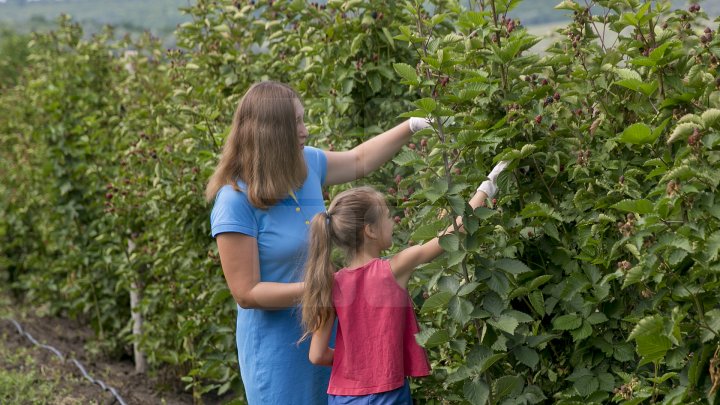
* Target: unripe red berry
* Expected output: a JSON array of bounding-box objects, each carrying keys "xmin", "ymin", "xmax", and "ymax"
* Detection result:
[
  {"xmin": 388, "ymin": 187, "xmax": 397, "ymax": 196},
  {"xmin": 553, "ymin": 92, "xmax": 560, "ymax": 101},
  {"xmin": 394, "ymin": 216, "xmax": 401, "ymax": 224},
  {"xmin": 535, "ymin": 115, "xmax": 543, "ymax": 124},
  {"xmin": 395, "ymin": 175, "xmax": 403, "ymax": 184},
  {"xmin": 105, "ymin": 193, "xmax": 113, "ymax": 200},
  {"xmin": 420, "ymin": 138, "xmax": 428, "ymax": 148},
  {"xmin": 492, "ymin": 198, "xmax": 497, "ymax": 205}
]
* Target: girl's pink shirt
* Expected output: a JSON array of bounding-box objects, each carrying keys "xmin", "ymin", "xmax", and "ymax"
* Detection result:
[{"xmin": 328, "ymin": 258, "xmax": 430, "ymax": 396}]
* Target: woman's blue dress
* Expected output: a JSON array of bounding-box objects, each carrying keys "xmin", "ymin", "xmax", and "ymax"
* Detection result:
[{"xmin": 210, "ymin": 146, "xmax": 332, "ymax": 404}]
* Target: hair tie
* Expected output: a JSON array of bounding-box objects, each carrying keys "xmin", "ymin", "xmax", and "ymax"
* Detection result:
[{"xmin": 324, "ymin": 211, "xmax": 332, "ymax": 224}]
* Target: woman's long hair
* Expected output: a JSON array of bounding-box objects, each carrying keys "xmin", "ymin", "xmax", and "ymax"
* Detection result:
[
  {"xmin": 205, "ymin": 81, "xmax": 307, "ymax": 209},
  {"xmin": 300, "ymin": 187, "xmax": 387, "ymax": 341}
]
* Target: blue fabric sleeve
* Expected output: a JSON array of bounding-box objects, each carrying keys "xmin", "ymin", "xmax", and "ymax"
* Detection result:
[
  {"xmin": 210, "ymin": 185, "xmax": 258, "ymax": 238},
  {"xmin": 305, "ymin": 146, "xmax": 328, "ymax": 185}
]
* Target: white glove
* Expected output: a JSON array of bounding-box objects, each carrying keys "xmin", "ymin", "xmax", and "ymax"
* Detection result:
[
  {"xmin": 477, "ymin": 160, "xmax": 509, "ymax": 198},
  {"xmin": 409, "ymin": 117, "xmax": 432, "ymax": 133}
]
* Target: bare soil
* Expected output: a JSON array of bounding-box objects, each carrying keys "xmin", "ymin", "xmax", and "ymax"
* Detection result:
[{"xmin": 0, "ymin": 292, "xmax": 238, "ymax": 405}]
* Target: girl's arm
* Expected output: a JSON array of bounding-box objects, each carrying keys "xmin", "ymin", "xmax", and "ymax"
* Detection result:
[
  {"xmin": 324, "ymin": 119, "xmax": 426, "ymax": 186},
  {"xmin": 389, "ymin": 161, "xmax": 509, "ymax": 288},
  {"xmin": 309, "ymin": 312, "xmax": 336, "ymax": 366},
  {"xmin": 217, "ymin": 233, "xmax": 303, "ymax": 309}
]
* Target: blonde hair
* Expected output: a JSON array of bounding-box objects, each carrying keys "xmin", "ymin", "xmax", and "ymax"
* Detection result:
[
  {"xmin": 300, "ymin": 186, "xmax": 387, "ymax": 341},
  {"xmin": 205, "ymin": 81, "xmax": 307, "ymax": 209}
]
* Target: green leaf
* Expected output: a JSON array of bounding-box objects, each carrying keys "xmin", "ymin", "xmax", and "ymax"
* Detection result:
[
  {"xmin": 702, "ymin": 108, "xmax": 720, "ymax": 128},
  {"xmin": 529, "ymin": 291, "xmax": 545, "ymax": 316},
  {"xmin": 350, "ymin": 33, "xmax": 365, "ymax": 54},
  {"xmin": 610, "ymin": 199, "xmax": 654, "ymax": 214},
  {"xmin": 488, "ymin": 314, "xmax": 519, "ymax": 334},
  {"xmin": 571, "ymin": 321, "xmax": 593, "ymax": 342},
  {"xmin": 415, "ymin": 328, "xmax": 450, "ymax": 348},
  {"xmin": 553, "ymin": 313, "xmax": 582, "ymax": 331},
  {"xmin": 708, "ymin": 230, "xmax": 720, "ymax": 261},
  {"xmin": 414, "ymin": 97, "xmax": 437, "ymax": 114},
  {"xmin": 667, "ymin": 122, "xmax": 701, "ymax": 144},
  {"xmin": 627, "ymin": 315, "xmax": 664, "ymax": 341},
  {"xmin": 381, "ymin": 27, "xmax": 395, "ymax": 49},
  {"xmin": 393, "ymin": 63, "xmax": 418, "ymax": 85},
  {"xmin": 494, "ymin": 258, "xmax": 532, "ymax": 275},
  {"xmin": 478, "ymin": 353, "xmax": 507, "ymax": 373},
  {"xmin": 514, "ymin": 346, "xmax": 539, "ymax": 368},
  {"xmin": 636, "ymin": 334, "xmax": 672, "ymax": 365},
  {"xmin": 463, "ymin": 378, "xmax": 489, "ymax": 405},
  {"xmin": 449, "ymin": 296, "xmax": 474, "ymax": 325},
  {"xmin": 473, "ymin": 206, "xmax": 497, "ymax": 220},
  {"xmin": 421, "ymin": 291, "xmax": 453, "ymax": 313},
  {"xmin": 587, "ymin": 312, "xmax": 608, "ymax": 325},
  {"xmin": 618, "ymin": 123, "xmax": 657, "ymax": 144},
  {"xmin": 458, "ymin": 282, "xmax": 480, "ymax": 296},
  {"xmin": 439, "ymin": 233, "xmax": 460, "ymax": 252},
  {"xmin": 493, "ymin": 375, "xmax": 523, "ymax": 400},
  {"xmin": 411, "ymin": 222, "xmax": 443, "ymax": 241}
]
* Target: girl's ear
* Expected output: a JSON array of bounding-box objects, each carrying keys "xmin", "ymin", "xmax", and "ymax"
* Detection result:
[{"xmin": 364, "ymin": 223, "xmax": 378, "ymax": 240}]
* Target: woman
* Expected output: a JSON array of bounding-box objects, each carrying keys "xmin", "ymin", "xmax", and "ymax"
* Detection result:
[{"xmin": 206, "ymin": 81, "xmax": 429, "ymax": 404}]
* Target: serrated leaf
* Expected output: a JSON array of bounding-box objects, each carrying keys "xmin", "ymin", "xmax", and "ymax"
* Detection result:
[
  {"xmin": 708, "ymin": 230, "xmax": 720, "ymax": 261},
  {"xmin": 529, "ymin": 291, "xmax": 545, "ymax": 316},
  {"xmin": 636, "ymin": 334, "xmax": 671, "ymax": 365},
  {"xmin": 587, "ymin": 312, "xmax": 609, "ymax": 325},
  {"xmin": 415, "ymin": 328, "xmax": 450, "ymax": 348},
  {"xmin": 421, "ymin": 291, "xmax": 453, "ymax": 313},
  {"xmin": 618, "ymin": 123, "xmax": 657, "ymax": 144},
  {"xmin": 615, "ymin": 68, "xmax": 642, "ymax": 81},
  {"xmin": 393, "ymin": 63, "xmax": 419, "ymax": 84},
  {"xmin": 478, "ymin": 353, "xmax": 507, "ymax": 373},
  {"xmin": 493, "ymin": 376, "xmax": 524, "ymax": 400},
  {"xmin": 463, "ymin": 378, "xmax": 489, "ymax": 405},
  {"xmin": 611, "ymin": 199, "xmax": 654, "ymax": 214},
  {"xmin": 488, "ymin": 314, "xmax": 519, "ymax": 334},
  {"xmin": 553, "ymin": 313, "xmax": 582, "ymax": 331},
  {"xmin": 439, "ymin": 233, "xmax": 460, "ymax": 252},
  {"xmin": 449, "ymin": 296, "xmax": 474, "ymax": 325},
  {"xmin": 667, "ymin": 122, "xmax": 701, "ymax": 144},
  {"xmin": 458, "ymin": 282, "xmax": 480, "ymax": 296},
  {"xmin": 528, "ymin": 275, "xmax": 553, "ymax": 290},
  {"xmin": 571, "ymin": 321, "xmax": 593, "ymax": 342},
  {"xmin": 415, "ymin": 97, "xmax": 437, "ymax": 114},
  {"xmin": 702, "ymin": 108, "xmax": 720, "ymax": 128},
  {"xmin": 514, "ymin": 346, "xmax": 539, "ymax": 368},
  {"xmin": 627, "ymin": 315, "xmax": 664, "ymax": 341},
  {"xmin": 495, "ymin": 258, "xmax": 532, "ymax": 275}
]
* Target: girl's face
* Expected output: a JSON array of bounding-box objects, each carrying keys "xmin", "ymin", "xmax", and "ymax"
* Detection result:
[
  {"xmin": 377, "ymin": 204, "xmax": 394, "ymax": 251},
  {"xmin": 293, "ymin": 99, "xmax": 308, "ymax": 149}
]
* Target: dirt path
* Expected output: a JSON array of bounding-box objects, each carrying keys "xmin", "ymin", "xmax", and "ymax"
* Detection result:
[{"xmin": 0, "ymin": 291, "xmax": 236, "ymax": 404}]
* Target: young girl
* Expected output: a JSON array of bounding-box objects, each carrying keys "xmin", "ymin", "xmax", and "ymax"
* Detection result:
[{"xmin": 300, "ymin": 161, "xmax": 508, "ymax": 403}]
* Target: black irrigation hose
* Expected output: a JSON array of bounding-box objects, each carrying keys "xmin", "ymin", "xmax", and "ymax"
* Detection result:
[{"xmin": 7, "ymin": 318, "xmax": 129, "ymax": 405}]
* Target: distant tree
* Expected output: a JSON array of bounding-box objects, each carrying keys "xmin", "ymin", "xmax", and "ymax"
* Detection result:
[{"xmin": 0, "ymin": 27, "xmax": 29, "ymax": 89}]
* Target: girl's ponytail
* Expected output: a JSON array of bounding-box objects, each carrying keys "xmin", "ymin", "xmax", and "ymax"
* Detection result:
[
  {"xmin": 300, "ymin": 211, "xmax": 336, "ymax": 342},
  {"xmin": 299, "ymin": 186, "xmax": 387, "ymax": 342}
]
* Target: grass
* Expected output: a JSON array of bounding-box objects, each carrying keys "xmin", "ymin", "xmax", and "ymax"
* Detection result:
[{"xmin": 0, "ymin": 334, "xmax": 99, "ymax": 405}]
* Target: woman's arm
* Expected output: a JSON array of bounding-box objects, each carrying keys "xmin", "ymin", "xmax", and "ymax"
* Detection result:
[
  {"xmin": 309, "ymin": 312, "xmax": 336, "ymax": 366},
  {"xmin": 216, "ymin": 233, "xmax": 303, "ymax": 309},
  {"xmin": 323, "ymin": 120, "xmax": 414, "ymax": 186}
]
